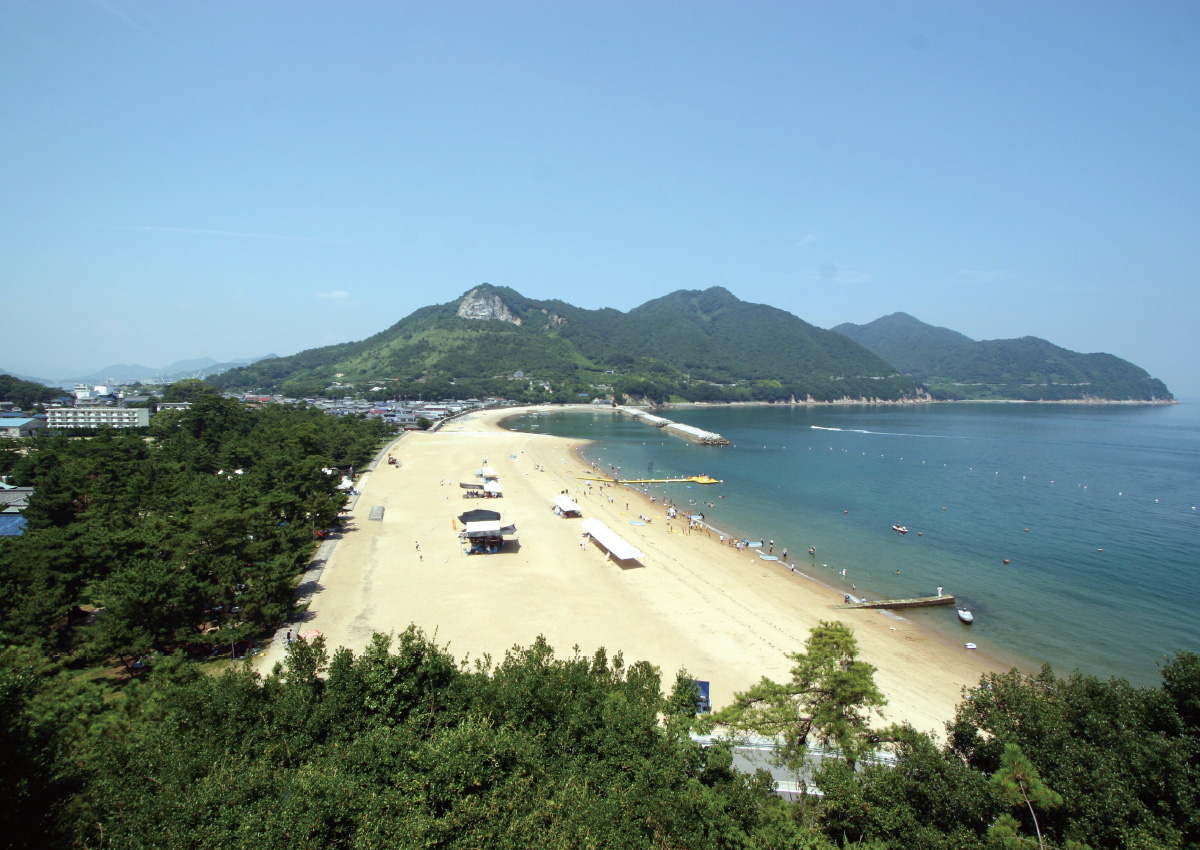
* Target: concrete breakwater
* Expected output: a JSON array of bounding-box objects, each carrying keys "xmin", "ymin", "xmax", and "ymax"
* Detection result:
[{"xmin": 616, "ymin": 407, "xmax": 731, "ymax": 446}]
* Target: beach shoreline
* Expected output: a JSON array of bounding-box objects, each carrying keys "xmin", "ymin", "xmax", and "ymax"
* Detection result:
[{"xmin": 257, "ymin": 404, "xmax": 1011, "ymax": 738}]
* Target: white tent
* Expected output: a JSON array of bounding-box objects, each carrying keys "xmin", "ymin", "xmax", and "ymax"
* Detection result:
[
  {"xmin": 479, "ymin": 467, "xmax": 499, "ymax": 479},
  {"xmin": 484, "ymin": 480, "xmax": 503, "ymax": 495},
  {"xmin": 581, "ymin": 518, "xmax": 643, "ymax": 561},
  {"xmin": 553, "ymin": 494, "xmax": 581, "ymax": 515},
  {"xmin": 462, "ymin": 520, "xmax": 502, "ymax": 538}
]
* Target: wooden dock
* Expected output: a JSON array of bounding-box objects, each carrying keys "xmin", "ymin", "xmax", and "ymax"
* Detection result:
[{"xmin": 836, "ymin": 595, "xmax": 955, "ymax": 610}]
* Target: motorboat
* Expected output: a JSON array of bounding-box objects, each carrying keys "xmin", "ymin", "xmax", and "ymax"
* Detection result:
[
  {"xmin": 892, "ymin": 524, "xmax": 909, "ymax": 534},
  {"xmin": 957, "ymin": 609, "xmax": 974, "ymax": 624},
  {"xmin": 964, "ymin": 643, "xmax": 977, "ymax": 650}
]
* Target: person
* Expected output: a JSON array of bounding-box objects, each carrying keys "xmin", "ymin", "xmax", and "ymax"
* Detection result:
[
  {"xmin": 769, "ymin": 540, "xmax": 774, "ymax": 554},
  {"xmin": 937, "ymin": 585, "xmax": 943, "ymax": 598},
  {"xmin": 781, "ymin": 548, "xmax": 787, "ymax": 559},
  {"xmin": 808, "ymin": 547, "xmax": 815, "ymax": 556},
  {"xmin": 415, "ymin": 541, "xmax": 420, "ymax": 551},
  {"xmin": 286, "ymin": 630, "xmax": 292, "ymax": 643}
]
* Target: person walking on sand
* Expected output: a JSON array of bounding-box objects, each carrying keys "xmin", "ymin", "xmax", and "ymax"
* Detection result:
[{"xmin": 415, "ymin": 541, "xmax": 420, "ymax": 551}]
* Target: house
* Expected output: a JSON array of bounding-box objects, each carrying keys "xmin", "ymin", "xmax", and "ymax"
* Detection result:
[{"xmin": 0, "ymin": 417, "xmax": 46, "ymax": 438}]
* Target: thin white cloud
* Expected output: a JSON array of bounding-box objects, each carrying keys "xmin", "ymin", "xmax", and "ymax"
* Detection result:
[
  {"xmin": 87, "ymin": 0, "xmax": 159, "ymax": 43},
  {"xmin": 90, "ymin": 224, "xmax": 350, "ymax": 244},
  {"xmin": 792, "ymin": 233, "xmax": 818, "ymax": 248},
  {"xmin": 317, "ymin": 290, "xmax": 351, "ymax": 300}
]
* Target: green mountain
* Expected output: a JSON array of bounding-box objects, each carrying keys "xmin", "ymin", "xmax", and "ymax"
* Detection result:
[
  {"xmin": 209, "ymin": 285, "xmax": 924, "ymax": 403},
  {"xmin": 832, "ymin": 313, "xmax": 1173, "ymax": 401}
]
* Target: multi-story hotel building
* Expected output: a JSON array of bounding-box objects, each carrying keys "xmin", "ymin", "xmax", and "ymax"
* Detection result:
[{"xmin": 46, "ymin": 407, "xmax": 151, "ymax": 429}]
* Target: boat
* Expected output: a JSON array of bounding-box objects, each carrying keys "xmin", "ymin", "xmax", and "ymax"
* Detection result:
[
  {"xmin": 964, "ymin": 643, "xmax": 977, "ymax": 650},
  {"xmin": 892, "ymin": 524, "xmax": 909, "ymax": 534},
  {"xmin": 957, "ymin": 609, "xmax": 974, "ymax": 624}
]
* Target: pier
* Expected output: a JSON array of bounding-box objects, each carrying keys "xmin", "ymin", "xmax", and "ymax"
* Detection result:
[
  {"xmin": 835, "ymin": 595, "xmax": 955, "ymax": 610},
  {"xmin": 615, "ymin": 407, "xmax": 730, "ymax": 445}
]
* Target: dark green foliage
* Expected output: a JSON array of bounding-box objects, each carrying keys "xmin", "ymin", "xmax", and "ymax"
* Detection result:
[
  {"xmin": 209, "ymin": 285, "xmax": 925, "ymax": 403},
  {"xmin": 0, "ymin": 401, "xmax": 390, "ymax": 661},
  {"xmin": 73, "ymin": 629, "xmax": 798, "ymax": 849},
  {"xmin": 834, "ymin": 313, "xmax": 1173, "ymax": 401},
  {"xmin": 804, "ymin": 660, "xmax": 1200, "ymax": 849}
]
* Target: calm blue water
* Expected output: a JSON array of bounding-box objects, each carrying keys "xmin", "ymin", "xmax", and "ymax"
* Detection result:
[{"xmin": 504, "ymin": 403, "xmax": 1200, "ymax": 686}]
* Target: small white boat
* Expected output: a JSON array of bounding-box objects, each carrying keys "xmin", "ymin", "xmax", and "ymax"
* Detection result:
[
  {"xmin": 964, "ymin": 642, "xmax": 977, "ymax": 650},
  {"xmin": 957, "ymin": 609, "xmax": 974, "ymax": 624},
  {"xmin": 892, "ymin": 524, "xmax": 909, "ymax": 534}
]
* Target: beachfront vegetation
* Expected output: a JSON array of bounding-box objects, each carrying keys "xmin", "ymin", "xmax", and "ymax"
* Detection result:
[
  {"xmin": 833, "ymin": 312, "xmax": 1173, "ymax": 402},
  {"xmin": 708, "ymin": 620, "xmax": 887, "ymax": 771},
  {"xmin": 0, "ymin": 393, "xmax": 390, "ymax": 665}
]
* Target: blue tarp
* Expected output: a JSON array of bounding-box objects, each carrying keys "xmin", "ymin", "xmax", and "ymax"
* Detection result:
[{"xmin": 0, "ymin": 515, "xmax": 28, "ymax": 536}]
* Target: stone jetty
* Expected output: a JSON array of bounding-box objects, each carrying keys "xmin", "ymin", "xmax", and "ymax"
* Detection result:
[{"xmin": 615, "ymin": 407, "xmax": 731, "ymax": 446}]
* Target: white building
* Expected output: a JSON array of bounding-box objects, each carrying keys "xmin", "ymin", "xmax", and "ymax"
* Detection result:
[{"xmin": 47, "ymin": 407, "xmax": 151, "ymax": 429}]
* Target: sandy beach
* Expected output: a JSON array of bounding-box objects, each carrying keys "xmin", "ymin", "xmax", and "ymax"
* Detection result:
[{"xmin": 257, "ymin": 406, "xmax": 1008, "ymax": 737}]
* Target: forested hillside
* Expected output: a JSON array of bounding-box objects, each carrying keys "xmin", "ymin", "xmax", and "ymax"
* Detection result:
[
  {"xmin": 0, "ymin": 373, "xmax": 61, "ymax": 409},
  {"xmin": 834, "ymin": 313, "xmax": 1173, "ymax": 401},
  {"xmin": 209, "ymin": 285, "xmax": 924, "ymax": 404}
]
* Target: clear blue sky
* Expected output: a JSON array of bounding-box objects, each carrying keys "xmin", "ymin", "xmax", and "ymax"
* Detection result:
[{"xmin": 4, "ymin": 2, "xmax": 1198, "ymax": 394}]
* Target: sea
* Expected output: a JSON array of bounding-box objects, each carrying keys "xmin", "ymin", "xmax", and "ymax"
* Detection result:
[{"xmin": 502, "ymin": 402, "xmax": 1200, "ymax": 687}]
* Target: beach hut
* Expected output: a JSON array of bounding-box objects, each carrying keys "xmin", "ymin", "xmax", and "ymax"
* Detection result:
[
  {"xmin": 552, "ymin": 494, "xmax": 582, "ymax": 517},
  {"xmin": 581, "ymin": 518, "xmax": 644, "ymax": 562},
  {"xmin": 460, "ymin": 519, "xmax": 516, "ymax": 554}
]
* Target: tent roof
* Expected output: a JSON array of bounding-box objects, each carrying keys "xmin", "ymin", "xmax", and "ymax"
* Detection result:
[
  {"xmin": 553, "ymin": 494, "xmax": 581, "ymax": 513},
  {"xmin": 459, "ymin": 508, "xmax": 501, "ymax": 523},
  {"xmin": 484, "ymin": 480, "xmax": 502, "ymax": 493},
  {"xmin": 465, "ymin": 520, "xmax": 501, "ymax": 534},
  {"xmin": 582, "ymin": 518, "xmax": 643, "ymax": 561}
]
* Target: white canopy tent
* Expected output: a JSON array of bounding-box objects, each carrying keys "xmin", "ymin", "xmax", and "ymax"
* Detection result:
[
  {"xmin": 581, "ymin": 518, "xmax": 643, "ymax": 562},
  {"xmin": 479, "ymin": 467, "xmax": 499, "ymax": 480},
  {"xmin": 462, "ymin": 520, "xmax": 502, "ymax": 538},
  {"xmin": 553, "ymin": 494, "xmax": 581, "ymax": 515},
  {"xmin": 484, "ymin": 480, "xmax": 503, "ymax": 495}
]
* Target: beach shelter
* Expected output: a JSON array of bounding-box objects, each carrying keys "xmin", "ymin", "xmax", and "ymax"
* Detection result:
[
  {"xmin": 462, "ymin": 520, "xmax": 502, "ymax": 538},
  {"xmin": 581, "ymin": 518, "xmax": 644, "ymax": 562},
  {"xmin": 483, "ymin": 480, "xmax": 503, "ymax": 496},
  {"xmin": 479, "ymin": 467, "xmax": 499, "ymax": 479},
  {"xmin": 459, "ymin": 481, "xmax": 484, "ymax": 490},
  {"xmin": 458, "ymin": 508, "xmax": 501, "ymax": 524},
  {"xmin": 553, "ymin": 494, "xmax": 582, "ymax": 516}
]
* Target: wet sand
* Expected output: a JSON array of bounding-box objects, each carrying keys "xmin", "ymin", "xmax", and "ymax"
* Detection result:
[{"xmin": 257, "ymin": 406, "xmax": 1008, "ymax": 737}]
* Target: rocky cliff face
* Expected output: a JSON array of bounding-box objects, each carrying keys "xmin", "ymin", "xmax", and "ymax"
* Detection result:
[{"xmin": 457, "ymin": 289, "xmax": 522, "ymax": 325}]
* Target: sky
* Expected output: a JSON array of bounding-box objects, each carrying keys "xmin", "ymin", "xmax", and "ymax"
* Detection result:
[{"xmin": 3, "ymin": 2, "xmax": 1198, "ymax": 394}]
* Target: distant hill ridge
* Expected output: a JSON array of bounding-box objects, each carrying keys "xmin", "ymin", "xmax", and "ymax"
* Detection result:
[
  {"xmin": 833, "ymin": 312, "xmax": 1172, "ymax": 402},
  {"xmin": 209, "ymin": 285, "xmax": 924, "ymax": 403}
]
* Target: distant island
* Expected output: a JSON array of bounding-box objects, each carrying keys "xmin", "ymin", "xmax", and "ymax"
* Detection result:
[{"xmin": 206, "ymin": 286, "xmax": 1172, "ymax": 404}]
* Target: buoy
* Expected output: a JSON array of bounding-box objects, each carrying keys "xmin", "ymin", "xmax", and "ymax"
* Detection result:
[
  {"xmin": 1003, "ymin": 559, "xmax": 1010, "ymax": 564},
  {"xmin": 1098, "ymin": 548, "xmax": 1103, "ymax": 552},
  {"xmin": 1025, "ymin": 528, "xmax": 1029, "ymax": 532},
  {"xmin": 917, "ymin": 532, "xmax": 923, "ymax": 536},
  {"xmin": 844, "ymin": 510, "xmax": 848, "ymax": 514},
  {"xmin": 942, "ymin": 507, "xmax": 947, "ymax": 511}
]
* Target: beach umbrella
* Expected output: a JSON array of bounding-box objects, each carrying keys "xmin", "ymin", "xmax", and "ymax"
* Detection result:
[
  {"xmin": 458, "ymin": 508, "xmax": 501, "ymax": 524},
  {"xmin": 300, "ymin": 629, "xmax": 322, "ymax": 639}
]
